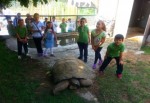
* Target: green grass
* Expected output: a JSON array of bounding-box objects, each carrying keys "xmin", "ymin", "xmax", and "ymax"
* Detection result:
[
  {"xmin": 141, "ymin": 46, "xmax": 150, "ymax": 54},
  {"xmin": 96, "ymin": 60, "xmax": 150, "ymax": 103},
  {"xmin": 0, "ymin": 41, "xmax": 89, "ymax": 103}
]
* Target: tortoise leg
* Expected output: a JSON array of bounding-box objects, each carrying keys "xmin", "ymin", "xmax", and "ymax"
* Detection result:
[
  {"xmin": 53, "ymin": 80, "xmax": 69, "ymax": 95},
  {"xmin": 79, "ymin": 79, "xmax": 93, "ymax": 87}
]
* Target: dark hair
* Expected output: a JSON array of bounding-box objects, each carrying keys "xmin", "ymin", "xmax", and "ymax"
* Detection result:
[
  {"xmin": 44, "ymin": 21, "xmax": 54, "ymax": 33},
  {"xmin": 80, "ymin": 17, "xmax": 86, "ymax": 21},
  {"xmin": 18, "ymin": 19, "xmax": 23, "ymax": 23},
  {"xmin": 114, "ymin": 34, "xmax": 124, "ymax": 40}
]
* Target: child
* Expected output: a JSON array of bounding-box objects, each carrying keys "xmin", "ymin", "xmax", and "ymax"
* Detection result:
[
  {"xmin": 7, "ymin": 19, "xmax": 15, "ymax": 37},
  {"xmin": 91, "ymin": 20, "xmax": 106, "ymax": 69},
  {"xmin": 16, "ymin": 19, "xmax": 28, "ymax": 59},
  {"xmin": 99, "ymin": 34, "xmax": 125, "ymax": 79},
  {"xmin": 60, "ymin": 18, "xmax": 67, "ymax": 33},
  {"xmin": 43, "ymin": 21, "xmax": 57, "ymax": 57},
  {"xmin": 67, "ymin": 18, "xmax": 75, "ymax": 32},
  {"xmin": 52, "ymin": 16, "xmax": 58, "ymax": 33},
  {"xmin": 77, "ymin": 18, "xmax": 90, "ymax": 63}
]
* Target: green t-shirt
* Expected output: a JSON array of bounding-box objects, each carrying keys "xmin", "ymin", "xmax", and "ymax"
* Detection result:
[
  {"xmin": 60, "ymin": 23, "xmax": 67, "ymax": 33},
  {"xmin": 91, "ymin": 29, "xmax": 106, "ymax": 47},
  {"xmin": 77, "ymin": 25, "xmax": 89, "ymax": 43},
  {"xmin": 107, "ymin": 42, "xmax": 125, "ymax": 57},
  {"xmin": 7, "ymin": 24, "xmax": 15, "ymax": 36},
  {"xmin": 16, "ymin": 26, "xmax": 28, "ymax": 38}
]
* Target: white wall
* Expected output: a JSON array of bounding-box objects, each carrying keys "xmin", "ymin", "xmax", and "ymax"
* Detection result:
[{"xmin": 113, "ymin": 0, "xmax": 134, "ymax": 38}]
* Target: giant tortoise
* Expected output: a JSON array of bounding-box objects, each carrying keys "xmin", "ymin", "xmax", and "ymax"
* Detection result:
[{"xmin": 50, "ymin": 56, "xmax": 95, "ymax": 95}]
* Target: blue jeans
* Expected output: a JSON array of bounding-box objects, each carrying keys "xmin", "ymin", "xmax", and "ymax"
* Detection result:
[
  {"xmin": 77, "ymin": 42, "xmax": 88, "ymax": 61},
  {"xmin": 94, "ymin": 47, "xmax": 102, "ymax": 64}
]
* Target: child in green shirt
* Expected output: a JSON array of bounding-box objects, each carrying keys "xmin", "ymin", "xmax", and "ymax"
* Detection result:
[
  {"xmin": 16, "ymin": 19, "xmax": 28, "ymax": 59},
  {"xmin": 60, "ymin": 18, "xmax": 67, "ymax": 33},
  {"xmin": 77, "ymin": 18, "xmax": 90, "ymax": 63},
  {"xmin": 7, "ymin": 19, "xmax": 15, "ymax": 37},
  {"xmin": 99, "ymin": 34, "xmax": 125, "ymax": 79},
  {"xmin": 91, "ymin": 20, "xmax": 106, "ymax": 69}
]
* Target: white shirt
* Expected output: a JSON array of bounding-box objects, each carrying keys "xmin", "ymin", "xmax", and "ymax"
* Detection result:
[
  {"xmin": 52, "ymin": 21, "xmax": 58, "ymax": 33},
  {"xmin": 67, "ymin": 21, "xmax": 75, "ymax": 31},
  {"xmin": 31, "ymin": 21, "xmax": 44, "ymax": 38}
]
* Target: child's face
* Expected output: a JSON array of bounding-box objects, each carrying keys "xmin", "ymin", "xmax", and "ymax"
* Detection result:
[
  {"xmin": 19, "ymin": 20, "xmax": 24, "ymax": 26},
  {"xmin": 47, "ymin": 23, "xmax": 53, "ymax": 28},
  {"xmin": 114, "ymin": 39, "xmax": 123, "ymax": 45},
  {"xmin": 80, "ymin": 19, "xmax": 85, "ymax": 26},
  {"xmin": 96, "ymin": 21, "xmax": 103, "ymax": 30},
  {"xmin": 62, "ymin": 18, "xmax": 65, "ymax": 22},
  {"xmin": 34, "ymin": 15, "xmax": 39, "ymax": 21}
]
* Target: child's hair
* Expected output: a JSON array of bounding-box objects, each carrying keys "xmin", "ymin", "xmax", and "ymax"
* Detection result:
[
  {"xmin": 18, "ymin": 19, "xmax": 23, "ymax": 24},
  {"xmin": 33, "ymin": 13, "xmax": 39, "ymax": 18},
  {"xmin": 80, "ymin": 18, "xmax": 86, "ymax": 21},
  {"xmin": 98, "ymin": 20, "xmax": 106, "ymax": 31},
  {"xmin": 45, "ymin": 21, "xmax": 54, "ymax": 33},
  {"xmin": 114, "ymin": 34, "xmax": 124, "ymax": 40}
]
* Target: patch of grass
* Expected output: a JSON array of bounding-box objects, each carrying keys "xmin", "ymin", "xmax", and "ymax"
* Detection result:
[
  {"xmin": 141, "ymin": 46, "xmax": 150, "ymax": 54},
  {"xmin": 96, "ymin": 61, "xmax": 150, "ymax": 103},
  {"xmin": 0, "ymin": 41, "xmax": 88, "ymax": 103}
]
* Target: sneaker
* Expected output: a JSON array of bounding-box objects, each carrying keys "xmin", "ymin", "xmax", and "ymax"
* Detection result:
[
  {"xmin": 92, "ymin": 64, "xmax": 96, "ymax": 69},
  {"xmin": 50, "ymin": 54, "xmax": 55, "ymax": 57},
  {"xmin": 117, "ymin": 74, "xmax": 122, "ymax": 79},
  {"xmin": 98, "ymin": 60, "xmax": 103, "ymax": 65},
  {"xmin": 18, "ymin": 56, "xmax": 22, "ymax": 59},
  {"xmin": 78, "ymin": 56, "xmax": 82, "ymax": 60}
]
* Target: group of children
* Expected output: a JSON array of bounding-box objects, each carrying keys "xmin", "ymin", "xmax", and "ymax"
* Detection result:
[
  {"xmin": 7, "ymin": 13, "xmax": 57, "ymax": 59},
  {"xmin": 7, "ymin": 14, "xmax": 125, "ymax": 79},
  {"xmin": 77, "ymin": 17, "xmax": 125, "ymax": 79}
]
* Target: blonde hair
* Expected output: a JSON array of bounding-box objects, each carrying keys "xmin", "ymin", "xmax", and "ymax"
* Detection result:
[
  {"xmin": 33, "ymin": 13, "xmax": 39, "ymax": 18},
  {"xmin": 97, "ymin": 20, "xmax": 106, "ymax": 31}
]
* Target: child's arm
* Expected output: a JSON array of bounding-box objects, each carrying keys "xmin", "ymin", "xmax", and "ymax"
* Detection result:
[
  {"xmin": 42, "ymin": 33, "xmax": 46, "ymax": 41},
  {"xmin": 119, "ymin": 52, "xmax": 124, "ymax": 65},
  {"xmin": 99, "ymin": 37, "xmax": 106, "ymax": 46},
  {"xmin": 24, "ymin": 28, "xmax": 28, "ymax": 43},
  {"xmin": 16, "ymin": 33, "xmax": 24, "ymax": 42},
  {"xmin": 95, "ymin": 37, "xmax": 106, "ymax": 49},
  {"xmin": 87, "ymin": 28, "xmax": 90, "ymax": 44},
  {"xmin": 91, "ymin": 32, "xmax": 95, "ymax": 50}
]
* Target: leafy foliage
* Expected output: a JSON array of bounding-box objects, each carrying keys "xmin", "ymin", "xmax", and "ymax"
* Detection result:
[{"xmin": 0, "ymin": 0, "xmax": 57, "ymax": 8}]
